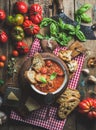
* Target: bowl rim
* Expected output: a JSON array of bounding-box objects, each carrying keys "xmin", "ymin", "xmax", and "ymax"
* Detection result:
[{"xmin": 30, "ymin": 53, "xmax": 69, "ymax": 95}]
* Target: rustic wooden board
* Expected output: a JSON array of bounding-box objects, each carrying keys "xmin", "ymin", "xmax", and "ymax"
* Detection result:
[{"xmin": 0, "ymin": 0, "xmax": 96, "ymax": 130}]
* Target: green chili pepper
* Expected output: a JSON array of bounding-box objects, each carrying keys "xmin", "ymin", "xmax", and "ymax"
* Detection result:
[
  {"xmin": 81, "ymin": 13, "xmax": 92, "ymax": 23},
  {"xmin": 76, "ymin": 4, "xmax": 92, "ymax": 15},
  {"xmin": 76, "ymin": 30, "xmax": 86, "ymax": 41}
]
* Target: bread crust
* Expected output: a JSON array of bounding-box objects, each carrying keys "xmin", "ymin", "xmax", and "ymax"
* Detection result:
[
  {"xmin": 56, "ymin": 88, "xmax": 80, "ymax": 119},
  {"xmin": 24, "ymin": 70, "xmax": 37, "ymax": 84}
]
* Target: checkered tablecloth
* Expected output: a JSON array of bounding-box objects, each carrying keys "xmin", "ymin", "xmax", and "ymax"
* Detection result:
[{"xmin": 10, "ymin": 38, "xmax": 85, "ymax": 130}]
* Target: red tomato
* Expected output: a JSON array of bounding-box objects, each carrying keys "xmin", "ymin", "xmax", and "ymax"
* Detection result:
[
  {"xmin": 16, "ymin": 41, "xmax": 29, "ymax": 55},
  {"xmin": 23, "ymin": 19, "xmax": 40, "ymax": 35},
  {"xmin": 12, "ymin": 50, "xmax": 19, "ymax": 57},
  {"xmin": 29, "ymin": 4, "xmax": 42, "ymax": 15},
  {"xmin": 0, "ymin": 9, "xmax": 6, "ymax": 21},
  {"xmin": 0, "ymin": 61, "xmax": 4, "ymax": 68},
  {"xmin": 29, "ymin": 4, "xmax": 42, "ymax": 24},
  {"xmin": 0, "ymin": 30, "xmax": 8, "ymax": 43},
  {"xmin": 55, "ymin": 66, "xmax": 64, "ymax": 76},
  {"xmin": 40, "ymin": 67, "xmax": 47, "ymax": 74},
  {"xmin": 78, "ymin": 98, "xmax": 96, "ymax": 119},
  {"xmin": 88, "ymin": 111, "xmax": 94, "ymax": 119},
  {"xmin": 45, "ymin": 60, "xmax": 52, "ymax": 67},
  {"xmin": 0, "ymin": 55, "xmax": 6, "ymax": 61},
  {"xmin": 14, "ymin": 1, "xmax": 28, "ymax": 14},
  {"xmin": 29, "ymin": 13, "xmax": 43, "ymax": 24}
]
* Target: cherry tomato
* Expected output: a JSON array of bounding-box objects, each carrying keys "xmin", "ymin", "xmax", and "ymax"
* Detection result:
[
  {"xmin": 12, "ymin": 50, "xmax": 19, "ymax": 57},
  {"xmin": 0, "ymin": 61, "xmax": 4, "ymax": 68},
  {"xmin": 40, "ymin": 67, "xmax": 47, "ymax": 74},
  {"xmin": 46, "ymin": 60, "xmax": 52, "ymax": 67},
  {"xmin": 55, "ymin": 66, "xmax": 64, "ymax": 76},
  {"xmin": 0, "ymin": 9, "xmax": 6, "ymax": 21},
  {"xmin": 0, "ymin": 55, "xmax": 6, "ymax": 62}
]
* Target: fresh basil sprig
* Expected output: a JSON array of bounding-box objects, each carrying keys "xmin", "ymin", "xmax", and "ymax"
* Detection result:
[
  {"xmin": 75, "ymin": 3, "xmax": 92, "ymax": 23},
  {"xmin": 50, "ymin": 73, "xmax": 57, "ymax": 80},
  {"xmin": 40, "ymin": 77, "xmax": 47, "ymax": 83}
]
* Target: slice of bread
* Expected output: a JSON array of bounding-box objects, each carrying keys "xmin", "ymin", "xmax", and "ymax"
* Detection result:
[
  {"xmin": 24, "ymin": 70, "xmax": 37, "ymax": 84},
  {"xmin": 56, "ymin": 88, "xmax": 80, "ymax": 119},
  {"xmin": 32, "ymin": 53, "xmax": 45, "ymax": 72},
  {"xmin": 57, "ymin": 99, "xmax": 80, "ymax": 119}
]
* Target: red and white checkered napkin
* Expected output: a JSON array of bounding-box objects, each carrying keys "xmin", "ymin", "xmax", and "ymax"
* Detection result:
[{"xmin": 10, "ymin": 38, "xmax": 85, "ymax": 130}]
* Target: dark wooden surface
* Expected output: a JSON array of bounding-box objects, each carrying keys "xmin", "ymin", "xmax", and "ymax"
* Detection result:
[{"xmin": 0, "ymin": 0, "xmax": 96, "ymax": 130}]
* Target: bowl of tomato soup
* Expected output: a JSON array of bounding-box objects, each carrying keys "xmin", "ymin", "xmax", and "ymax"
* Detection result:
[{"xmin": 31, "ymin": 53, "xmax": 69, "ymax": 96}]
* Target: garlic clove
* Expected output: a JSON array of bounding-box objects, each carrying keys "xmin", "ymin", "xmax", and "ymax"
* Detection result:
[
  {"xmin": 87, "ymin": 75, "xmax": 96, "ymax": 84},
  {"xmin": 81, "ymin": 69, "xmax": 90, "ymax": 76},
  {"xmin": 0, "ymin": 111, "xmax": 7, "ymax": 125}
]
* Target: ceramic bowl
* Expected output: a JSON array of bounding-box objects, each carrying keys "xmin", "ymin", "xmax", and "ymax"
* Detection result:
[{"xmin": 30, "ymin": 53, "xmax": 69, "ymax": 96}]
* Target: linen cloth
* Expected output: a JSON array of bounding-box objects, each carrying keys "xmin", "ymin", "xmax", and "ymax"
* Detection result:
[{"xmin": 10, "ymin": 38, "xmax": 85, "ymax": 130}]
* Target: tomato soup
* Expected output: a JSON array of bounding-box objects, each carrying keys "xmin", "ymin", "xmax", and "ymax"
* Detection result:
[{"xmin": 35, "ymin": 60, "xmax": 65, "ymax": 93}]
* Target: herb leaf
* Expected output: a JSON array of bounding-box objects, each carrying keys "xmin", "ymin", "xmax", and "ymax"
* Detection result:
[
  {"xmin": 40, "ymin": 77, "xmax": 47, "ymax": 83},
  {"xmin": 50, "ymin": 73, "xmax": 57, "ymax": 80}
]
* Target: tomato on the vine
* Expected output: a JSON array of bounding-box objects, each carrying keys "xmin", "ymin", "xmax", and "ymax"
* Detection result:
[
  {"xmin": 0, "ymin": 9, "xmax": 6, "ymax": 21},
  {"xmin": 0, "ymin": 30, "xmax": 8, "ymax": 43}
]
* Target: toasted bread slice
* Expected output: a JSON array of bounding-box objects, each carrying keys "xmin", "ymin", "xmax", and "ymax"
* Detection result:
[
  {"xmin": 56, "ymin": 88, "xmax": 80, "ymax": 119},
  {"xmin": 24, "ymin": 70, "xmax": 37, "ymax": 84},
  {"xmin": 32, "ymin": 53, "xmax": 45, "ymax": 72},
  {"xmin": 57, "ymin": 99, "xmax": 80, "ymax": 119}
]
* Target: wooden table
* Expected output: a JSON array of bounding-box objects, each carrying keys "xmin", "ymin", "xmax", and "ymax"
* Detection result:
[{"xmin": 0, "ymin": 0, "xmax": 96, "ymax": 130}]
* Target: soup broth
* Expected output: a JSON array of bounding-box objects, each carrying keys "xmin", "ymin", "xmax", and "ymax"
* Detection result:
[{"xmin": 35, "ymin": 60, "xmax": 65, "ymax": 93}]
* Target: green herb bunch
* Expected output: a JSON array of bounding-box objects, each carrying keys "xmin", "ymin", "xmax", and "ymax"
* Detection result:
[
  {"xmin": 75, "ymin": 4, "xmax": 92, "ymax": 23},
  {"xmin": 36, "ymin": 3, "xmax": 92, "ymax": 46}
]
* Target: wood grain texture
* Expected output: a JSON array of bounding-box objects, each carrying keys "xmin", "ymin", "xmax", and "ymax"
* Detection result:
[{"xmin": 0, "ymin": 0, "xmax": 96, "ymax": 130}]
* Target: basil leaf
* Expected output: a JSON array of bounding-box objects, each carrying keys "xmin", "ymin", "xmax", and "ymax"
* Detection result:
[
  {"xmin": 40, "ymin": 77, "xmax": 47, "ymax": 83},
  {"xmin": 36, "ymin": 34, "xmax": 44, "ymax": 39},
  {"xmin": 50, "ymin": 73, "xmax": 57, "ymax": 80}
]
